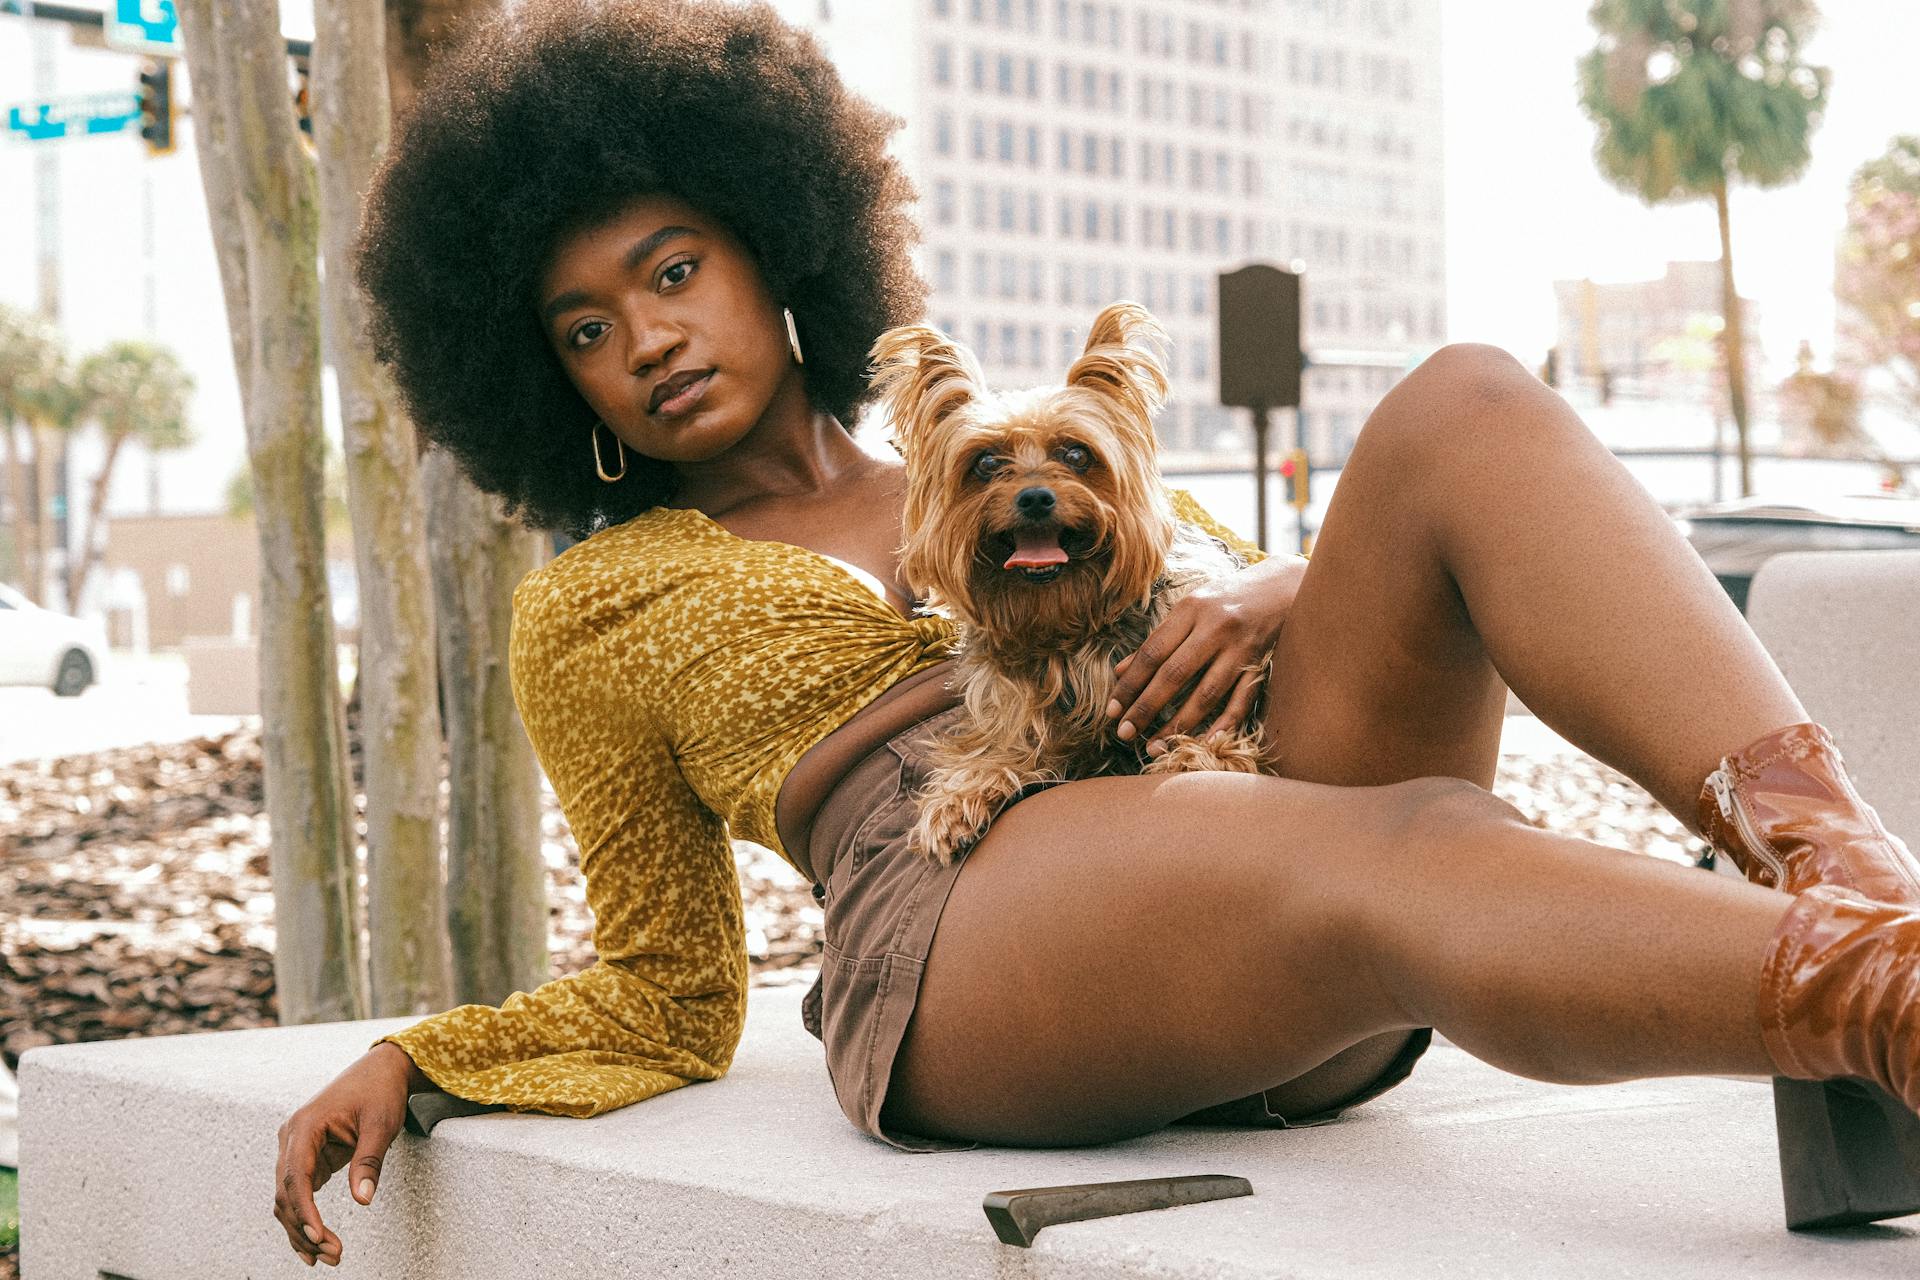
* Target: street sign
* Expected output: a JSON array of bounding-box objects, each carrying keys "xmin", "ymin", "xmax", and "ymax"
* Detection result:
[
  {"xmin": 105, "ymin": 0, "xmax": 180, "ymax": 57},
  {"xmin": 6, "ymin": 91, "xmax": 142, "ymax": 142}
]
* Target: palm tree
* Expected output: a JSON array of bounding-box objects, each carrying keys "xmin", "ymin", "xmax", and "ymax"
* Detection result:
[
  {"xmin": 67, "ymin": 341, "xmax": 196, "ymax": 610},
  {"xmin": 1578, "ymin": 0, "xmax": 1830, "ymax": 497},
  {"xmin": 0, "ymin": 306, "xmax": 79, "ymax": 605}
]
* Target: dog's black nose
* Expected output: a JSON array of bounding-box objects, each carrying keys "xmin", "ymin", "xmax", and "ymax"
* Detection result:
[{"xmin": 1015, "ymin": 486, "xmax": 1055, "ymax": 516}]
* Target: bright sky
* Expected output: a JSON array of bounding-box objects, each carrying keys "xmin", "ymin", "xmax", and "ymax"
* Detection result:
[{"xmin": 1442, "ymin": 0, "xmax": 1920, "ymax": 377}]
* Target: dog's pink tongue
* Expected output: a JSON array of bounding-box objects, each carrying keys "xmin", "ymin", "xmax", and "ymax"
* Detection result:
[{"xmin": 1003, "ymin": 528, "xmax": 1069, "ymax": 570}]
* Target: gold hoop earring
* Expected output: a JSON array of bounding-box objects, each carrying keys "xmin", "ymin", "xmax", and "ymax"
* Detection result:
[
  {"xmin": 784, "ymin": 306, "xmax": 805, "ymax": 365},
  {"xmin": 591, "ymin": 421, "xmax": 627, "ymax": 483}
]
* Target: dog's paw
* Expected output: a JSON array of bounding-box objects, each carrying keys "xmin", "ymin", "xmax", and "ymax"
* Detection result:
[
  {"xmin": 1140, "ymin": 729, "xmax": 1273, "ymax": 776},
  {"xmin": 908, "ymin": 795, "xmax": 990, "ymax": 866}
]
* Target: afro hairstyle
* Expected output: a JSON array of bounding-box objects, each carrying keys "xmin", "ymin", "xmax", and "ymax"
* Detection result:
[{"xmin": 354, "ymin": 0, "xmax": 929, "ymax": 540}]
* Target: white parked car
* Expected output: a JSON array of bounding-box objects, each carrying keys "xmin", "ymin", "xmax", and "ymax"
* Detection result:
[{"xmin": 0, "ymin": 581, "xmax": 106, "ymax": 696}]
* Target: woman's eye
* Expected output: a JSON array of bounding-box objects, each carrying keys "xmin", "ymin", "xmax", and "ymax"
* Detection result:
[
  {"xmin": 567, "ymin": 320, "xmax": 608, "ymax": 350},
  {"xmin": 1061, "ymin": 445, "xmax": 1092, "ymax": 469},
  {"xmin": 661, "ymin": 258, "xmax": 697, "ymax": 287}
]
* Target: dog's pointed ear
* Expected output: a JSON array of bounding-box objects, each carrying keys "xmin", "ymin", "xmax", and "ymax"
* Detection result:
[
  {"xmin": 866, "ymin": 324, "xmax": 985, "ymax": 463},
  {"xmin": 1065, "ymin": 302, "xmax": 1172, "ymax": 428}
]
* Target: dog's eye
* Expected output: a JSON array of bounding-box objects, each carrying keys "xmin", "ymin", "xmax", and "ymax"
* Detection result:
[
  {"xmin": 1059, "ymin": 445, "xmax": 1093, "ymax": 471},
  {"xmin": 971, "ymin": 452, "xmax": 1004, "ymax": 482}
]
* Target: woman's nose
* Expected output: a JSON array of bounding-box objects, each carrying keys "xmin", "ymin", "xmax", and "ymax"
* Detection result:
[{"xmin": 625, "ymin": 315, "xmax": 684, "ymax": 376}]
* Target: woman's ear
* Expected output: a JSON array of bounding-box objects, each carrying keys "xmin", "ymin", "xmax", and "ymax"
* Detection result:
[
  {"xmin": 1066, "ymin": 301, "xmax": 1173, "ymax": 432},
  {"xmin": 866, "ymin": 323, "xmax": 985, "ymax": 464}
]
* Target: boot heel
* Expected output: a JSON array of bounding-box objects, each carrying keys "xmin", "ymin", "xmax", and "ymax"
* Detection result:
[{"xmin": 1775, "ymin": 1075, "xmax": 1920, "ymax": 1230}]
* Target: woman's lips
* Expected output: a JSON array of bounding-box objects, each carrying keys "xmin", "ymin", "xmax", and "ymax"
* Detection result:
[{"xmin": 653, "ymin": 370, "xmax": 714, "ymax": 418}]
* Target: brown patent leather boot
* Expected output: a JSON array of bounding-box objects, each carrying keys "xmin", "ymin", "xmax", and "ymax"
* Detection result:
[
  {"xmin": 1700, "ymin": 723, "xmax": 1920, "ymax": 1230},
  {"xmin": 1697, "ymin": 721, "xmax": 1920, "ymax": 902},
  {"xmin": 1755, "ymin": 882, "xmax": 1920, "ymax": 1229},
  {"xmin": 1759, "ymin": 884, "xmax": 1920, "ymax": 1114}
]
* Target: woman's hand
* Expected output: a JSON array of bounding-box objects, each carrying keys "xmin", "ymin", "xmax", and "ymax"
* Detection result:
[
  {"xmin": 273, "ymin": 1042, "xmax": 425, "ymax": 1267},
  {"xmin": 1104, "ymin": 554, "xmax": 1307, "ymax": 755}
]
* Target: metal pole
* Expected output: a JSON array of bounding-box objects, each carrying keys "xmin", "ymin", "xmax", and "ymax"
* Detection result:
[{"xmin": 1251, "ymin": 404, "xmax": 1270, "ymax": 553}]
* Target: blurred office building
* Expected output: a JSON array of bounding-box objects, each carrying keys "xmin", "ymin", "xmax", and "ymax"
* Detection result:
[
  {"xmin": 783, "ymin": 0, "xmax": 1447, "ymax": 468},
  {"xmin": 1552, "ymin": 261, "xmax": 1763, "ymax": 400}
]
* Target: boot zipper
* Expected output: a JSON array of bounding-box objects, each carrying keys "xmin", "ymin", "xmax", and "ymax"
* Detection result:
[{"xmin": 1708, "ymin": 767, "xmax": 1787, "ymax": 887}]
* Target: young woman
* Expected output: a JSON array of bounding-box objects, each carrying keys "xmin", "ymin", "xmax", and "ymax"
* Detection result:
[{"xmin": 271, "ymin": 1, "xmax": 1920, "ymax": 1268}]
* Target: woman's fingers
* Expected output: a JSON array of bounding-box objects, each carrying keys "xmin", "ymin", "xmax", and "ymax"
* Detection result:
[
  {"xmin": 1203, "ymin": 666, "xmax": 1266, "ymax": 742},
  {"xmin": 1105, "ymin": 614, "xmax": 1196, "ymax": 740},
  {"xmin": 1140, "ymin": 659, "xmax": 1245, "ymax": 751},
  {"xmin": 277, "ymin": 1118, "xmax": 345, "ymax": 1266}
]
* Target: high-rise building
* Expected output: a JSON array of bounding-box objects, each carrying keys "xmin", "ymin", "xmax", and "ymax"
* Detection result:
[{"xmin": 781, "ymin": 0, "xmax": 1446, "ymax": 467}]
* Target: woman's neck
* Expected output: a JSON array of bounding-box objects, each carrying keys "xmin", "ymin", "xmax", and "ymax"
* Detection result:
[{"xmin": 664, "ymin": 385, "xmax": 867, "ymax": 521}]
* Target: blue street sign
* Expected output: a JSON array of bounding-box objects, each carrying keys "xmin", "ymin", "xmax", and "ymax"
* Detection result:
[
  {"xmin": 6, "ymin": 92, "xmax": 143, "ymax": 143},
  {"xmin": 106, "ymin": 0, "xmax": 181, "ymax": 56}
]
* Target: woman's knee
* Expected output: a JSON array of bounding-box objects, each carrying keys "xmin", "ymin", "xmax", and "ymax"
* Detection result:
[{"xmin": 1350, "ymin": 342, "xmax": 1561, "ymax": 481}]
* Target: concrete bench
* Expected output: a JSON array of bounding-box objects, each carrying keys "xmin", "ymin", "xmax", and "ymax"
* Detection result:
[
  {"xmin": 1744, "ymin": 549, "xmax": 1920, "ymax": 845},
  {"xmin": 20, "ymin": 548, "xmax": 1920, "ymax": 1277},
  {"xmin": 21, "ymin": 985, "xmax": 1920, "ymax": 1278}
]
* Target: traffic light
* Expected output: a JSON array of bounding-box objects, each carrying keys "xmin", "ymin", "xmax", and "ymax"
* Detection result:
[
  {"xmin": 137, "ymin": 60, "xmax": 173, "ymax": 156},
  {"xmin": 294, "ymin": 65, "xmax": 312, "ymax": 139},
  {"xmin": 1280, "ymin": 447, "xmax": 1310, "ymax": 510}
]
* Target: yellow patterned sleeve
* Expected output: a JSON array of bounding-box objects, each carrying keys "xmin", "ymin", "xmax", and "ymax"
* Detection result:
[
  {"xmin": 366, "ymin": 569, "xmax": 747, "ymax": 1118},
  {"xmin": 1167, "ymin": 486, "xmax": 1291, "ymax": 564}
]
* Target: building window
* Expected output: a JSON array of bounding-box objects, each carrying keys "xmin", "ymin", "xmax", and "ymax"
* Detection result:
[
  {"xmin": 996, "ymin": 52, "xmax": 1014, "ymax": 94},
  {"xmin": 996, "ymin": 119, "xmax": 1015, "ymax": 162},
  {"xmin": 969, "ymin": 182, "xmax": 987, "ymax": 229},
  {"xmin": 970, "ymin": 116, "xmax": 986, "ymax": 159},
  {"xmin": 934, "ymin": 179, "xmax": 955, "ymax": 225},
  {"xmin": 1028, "ymin": 324, "xmax": 1044, "ymax": 367},
  {"xmin": 997, "ymin": 185, "xmax": 1016, "ymax": 229},
  {"xmin": 936, "ymin": 249, "xmax": 957, "ymax": 291},
  {"xmin": 971, "ymin": 252, "xmax": 988, "ymax": 296},
  {"xmin": 934, "ymin": 111, "xmax": 952, "ymax": 155},
  {"xmin": 1025, "ymin": 124, "xmax": 1040, "ymax": 166}
]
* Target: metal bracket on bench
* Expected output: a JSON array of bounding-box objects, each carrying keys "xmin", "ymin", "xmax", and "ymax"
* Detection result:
[
  {"xmin": 404, "ymin": 1089, "xmax": 511, "ymax": 1137},
  {"xmin": 982, "ymin": 1173, "xmax": 1253, "ymax": 1247}
]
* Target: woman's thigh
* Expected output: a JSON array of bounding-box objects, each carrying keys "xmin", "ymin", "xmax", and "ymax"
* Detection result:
[
  {"xmin": 1258, "ymin": 366, "xmax": 1510, "ymax": 790},
  {"xmin": 880, "ymin": 767, "xmax": 1447, "ymax": 1147}
]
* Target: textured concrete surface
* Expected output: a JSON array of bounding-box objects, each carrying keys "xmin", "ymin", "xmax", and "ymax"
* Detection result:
[
  {"xmin": 1747, "ymin": 549, "xmax": 1920, "ymax": 847},
  {"xmin": 21, "ymin": 984, "xmax": 1920, "ymax": 1278}
]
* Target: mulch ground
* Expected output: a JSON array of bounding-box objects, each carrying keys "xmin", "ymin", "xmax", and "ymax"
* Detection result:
[{"xmin": 0, "ymin": 718, "xmax": 1704, "ymax": 1274}]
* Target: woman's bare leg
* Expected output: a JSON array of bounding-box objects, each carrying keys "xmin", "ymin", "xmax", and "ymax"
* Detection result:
[
  {"xmin": 886, "ymin": 341, "xmax": 1812, "ymax": 1142},
  {"xmin": 883, "ymin": 771, "xmax": 1789, "ymax": 1146},
  {"xmin": 1258, "ymin": 341, "xmax": 1805, "ymax": 826}
]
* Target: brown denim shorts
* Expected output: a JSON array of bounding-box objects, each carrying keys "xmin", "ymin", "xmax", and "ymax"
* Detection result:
[{"xmin": 799, "ymin": 702, "xmax": 1434, "ymax": 1153}]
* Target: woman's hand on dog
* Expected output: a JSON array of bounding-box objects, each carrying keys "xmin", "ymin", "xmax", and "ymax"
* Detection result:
[{"xmin": 1105, "ymin": 556, "xmax": 1307, "ymax": 756}]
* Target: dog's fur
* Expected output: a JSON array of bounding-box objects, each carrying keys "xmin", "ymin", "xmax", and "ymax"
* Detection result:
[{"xmin": 868, "ymin": 301, "xmax": 1275, "ymax": 865}]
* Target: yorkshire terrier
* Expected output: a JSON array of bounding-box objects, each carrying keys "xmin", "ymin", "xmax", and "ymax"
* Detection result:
[{"xmin": 867, "ymin": 300, "xmax": 1275, "ymax": 866}]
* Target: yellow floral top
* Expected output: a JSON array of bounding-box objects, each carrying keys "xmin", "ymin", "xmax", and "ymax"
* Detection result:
[{"xmin": 370, "ymin": 487, "xmax": 1273, "ymax": 1118}]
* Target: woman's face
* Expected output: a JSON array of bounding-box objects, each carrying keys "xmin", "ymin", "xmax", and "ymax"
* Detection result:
[{"xmin": 537, "ymin": 193, "xmax": 797, "ymax": 464}]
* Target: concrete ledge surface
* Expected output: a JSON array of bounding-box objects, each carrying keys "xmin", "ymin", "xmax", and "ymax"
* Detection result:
[{"xmin": 21, "ymin": 982, "xmax": 1920, "ymax": 1278}]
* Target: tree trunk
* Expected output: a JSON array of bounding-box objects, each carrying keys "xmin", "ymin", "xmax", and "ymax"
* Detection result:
[
  {"xmin": 1713, "ymin": 178, "xmax": 1754, "ymax": 498},
  {"xmin": 30, "ymin": 420, "xmax": 55, "ymax": 606},
  {"xmin": 66, "ymin": 428, "xmax": 126, "ymax": 611},
  {"xmin": 3, "ymin": 414, "xmax": 38, "ymax": 598},
  {"xmin": 422, "ymin": 449, "xmax": 549, "ymax": 1003},
  {"xmin": 387, "ymin": 0, "xmax": 550, "ymax": 1005},
  {"xmin": 177, "ymin": 0, "xmax": 365, "ymax": 1024},
  {"xmin": 314, "ymin": 0, "xmax": 451, "ymax": 1017}
]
